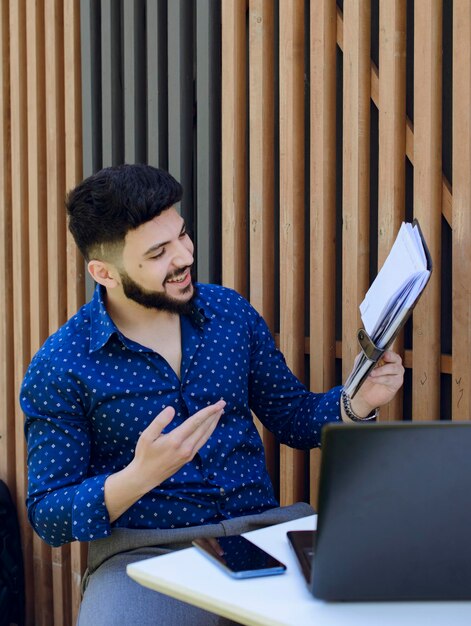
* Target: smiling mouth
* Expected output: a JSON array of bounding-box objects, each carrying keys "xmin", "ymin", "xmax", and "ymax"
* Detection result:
[{"xmin": 166, "ymin": 268, "xmax": 191, "ymax": 284}]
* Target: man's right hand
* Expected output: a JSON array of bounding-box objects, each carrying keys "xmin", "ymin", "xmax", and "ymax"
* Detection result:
[
  {"xmin": 131, "ymin": 400, "xmax": 226, "ymax": 492},
  {"xmin": 104, "ymin": 400, "xmax": 226, "ymax": 522}
]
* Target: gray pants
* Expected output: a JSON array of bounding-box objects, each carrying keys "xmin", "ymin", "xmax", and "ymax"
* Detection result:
[{"xmin": 77, "ymin": 502, "xmax": 314, "ymax": 626}]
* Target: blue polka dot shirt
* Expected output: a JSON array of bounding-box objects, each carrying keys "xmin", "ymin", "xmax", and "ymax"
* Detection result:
[{"xmin": 21, "ymin": 283, "xmax": 342, "ymax": 547}]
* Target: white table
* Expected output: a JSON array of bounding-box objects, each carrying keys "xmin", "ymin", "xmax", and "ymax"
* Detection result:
[{"xmin": 127, "ymin": 515, "xmax": 471, "ymax": 626}]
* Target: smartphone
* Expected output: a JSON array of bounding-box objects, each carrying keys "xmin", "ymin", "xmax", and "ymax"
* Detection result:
[{"xmin": 192, "ymin": 535, "xmax": 287, "ymax": 579}]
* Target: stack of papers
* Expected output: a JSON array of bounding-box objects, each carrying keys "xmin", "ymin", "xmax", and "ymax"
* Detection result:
[{"xmin": 344, "ymin": 221, "xmax": 432, "ymax": 398}]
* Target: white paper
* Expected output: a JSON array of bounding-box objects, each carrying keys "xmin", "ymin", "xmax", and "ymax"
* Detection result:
[
  {"xmin": 359, "ymin": 223, "xmax": 430, "ymax": 336},
  {"xmin": 344, "ymin": 221, "xmax": 431, "ymax": 397}
]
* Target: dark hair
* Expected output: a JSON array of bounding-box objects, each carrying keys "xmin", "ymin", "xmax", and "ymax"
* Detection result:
[{"xmin": 66, "ymin": 163, "xmax": 182, "ymax": 260}]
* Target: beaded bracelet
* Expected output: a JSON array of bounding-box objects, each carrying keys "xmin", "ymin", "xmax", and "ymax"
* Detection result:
[{"xmin": 341, "ymin": 389, "xmax": 379, "ymax": 422}]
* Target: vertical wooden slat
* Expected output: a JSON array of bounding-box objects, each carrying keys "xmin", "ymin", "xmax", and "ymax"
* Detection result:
[
  {"xmin": 248, "ymin": 0, "xmax": 276, "ymax": 479},
  {"xmin": 65, "ymin": 0, "xmax": 85, "ymax": 316},
  {"xmin": 147, "ymin": 0, "xmax": 167, "ymax": 168},
  {"xmin": 248, "ymin": 0, "xmax": 275, "ymax": 330},
  {"xmin": 101, "ymin": 0, "xmax": 114, "ymax": 166},
  {"xmin": 452, "ymin": 0, "xmax": 471, "ymax": 420},
  {"xmin": 167, "ymin": 0, "xmax": 183, "ymax": 183},
  {"xmin": 101, "ymin": 0, "xmax": 122, "ymax": 167},
  {"xmin": 221, "ymin": 0, "xmax": 247, "ymax": 297},
  {"xmin": 309, "ymin": 0, "xmax": 337, "ymax": 506},
  {"xmin": 342, "ymin": 0, "xmax": 371, "ymax": 381},
  {"xmin": 123, "ymin": 0, "xmax": 146, "ymax": 164},
  {"xmin": 196, "ymin": 0, "xmax": 221, "ymax": 285},
  {"xmin": 123, "ymin": 0, "xmax": 135, "ymax": 162},
  {"xmin": 377, "ymin": 0, "xmax": 406, "ymax": 421},
  {"xmin": 79, "ymin": 0, "xmax": 98, "ymax": 178},
  {"xmin": 146, "ymin": 0, "xmax": 159, "ymax": 166},
  {"xmin": 0, "ymin": 0, "xmax": 13, "ymax": 490},
  {"xmin": 279, "ymin": 0, "xmax": 305, "ymax": 505},
  {"xmin": 64, "ymin": 1, "xmax": 86, "ymax": 623},
  {"xmin": 27, "ymin": 1, "xmax": 55, "ymax": 624},
  {"xmin": 412, "ymin": 0, "xmax": 442, "ymax": 421},
  {"xmin": 168, "ymin": 0, "xmax": 193, "ymax": 221},
  {"xmin": 27, "ymin": 0, "xmax": 47, "ymax": 353},
  {"xmin": 9, "ymin": 1, "xmax": 34, "ymax": 624},
  {"xmin": 45, "ymin": 0, "xmax": 67, "ymax": 333},
  {"xmin": 79, "ymin": 0, "xmax": 92, "ymax": 176},
  {"xmin": 45, "ymin": 1, "xmax": 71, "ymax": 623}
]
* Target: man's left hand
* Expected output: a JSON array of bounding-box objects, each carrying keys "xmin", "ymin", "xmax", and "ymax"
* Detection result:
[{"xmin": 347, "ymin": 350, "xmax": 405, "ymax": 419}]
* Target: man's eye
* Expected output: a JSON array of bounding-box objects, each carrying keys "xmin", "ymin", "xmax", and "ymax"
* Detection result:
[
  {"xmin": 179, "ymin": 230, "xmax": 188, "ymax": 238},
  {"xmin": 150, "ymin": 249, "xmax": 165, "ymax": 259}
]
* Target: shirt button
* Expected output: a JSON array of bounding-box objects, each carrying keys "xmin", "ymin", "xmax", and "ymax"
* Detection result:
[
  {"xmin": 208, "ymin": 473, "xmax": 215, "ymax": 481},
  {"xmin": 219, "ymin": 488, "xmax": 226, "ymax": 496},
  {"xmin": 220, "ymin": 503, "xmax": 226, "ymax": 510}
]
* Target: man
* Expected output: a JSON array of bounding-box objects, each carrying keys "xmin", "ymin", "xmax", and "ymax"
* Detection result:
[{"xmin": 21, "ymin": 164, "xmax": 404, "ymax": 625}]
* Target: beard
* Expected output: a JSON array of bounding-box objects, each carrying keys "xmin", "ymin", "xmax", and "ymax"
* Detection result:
[{"xmin": 119, "ymin": 267, "xmax": 197, "ymax": 315}]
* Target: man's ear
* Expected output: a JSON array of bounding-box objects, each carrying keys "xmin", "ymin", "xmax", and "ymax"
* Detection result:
[{"xmin": 87, "ymin": 259, "xmax": 120, "ymax": 288}]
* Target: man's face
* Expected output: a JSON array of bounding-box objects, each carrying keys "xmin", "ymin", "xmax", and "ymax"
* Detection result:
[{"xmin": 117, "ymin": 207, "xmax": 195, "ymax": 314}]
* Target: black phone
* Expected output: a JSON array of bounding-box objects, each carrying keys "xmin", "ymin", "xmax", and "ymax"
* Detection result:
[{"xmin": 192, "ymin": 535, "xmax": 287, "ymax": 579}]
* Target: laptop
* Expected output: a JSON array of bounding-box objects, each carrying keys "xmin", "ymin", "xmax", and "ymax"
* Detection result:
[{"xmin": 288, "ymin": 421, "xmax": 471, "ymax": 601}]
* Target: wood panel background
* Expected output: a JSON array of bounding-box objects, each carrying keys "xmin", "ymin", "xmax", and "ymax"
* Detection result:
[
  {"xmin": 222, "ymin": 0, "xmax": 464, "ymax": 511},
  {"xmin": 1, "ymin": 1, "xmax": 85, "ymax": 624},
  {"xmin": 0, "ymin": 1, "xmax": 468, "ymax": 624}
]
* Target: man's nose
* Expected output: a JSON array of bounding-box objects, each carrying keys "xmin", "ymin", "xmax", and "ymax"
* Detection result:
[{"xmin": 172, "ymin": 239, "xmax": 194, "ymax": 266}]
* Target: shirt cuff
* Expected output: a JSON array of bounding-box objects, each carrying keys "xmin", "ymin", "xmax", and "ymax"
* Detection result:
[
  {"xmin": 320, "ymin": 385, "xmax": 343, "ymax": 421},
  {"xmin": 72, "ymin": 473, "xmax": 113, "ymax": 542}
]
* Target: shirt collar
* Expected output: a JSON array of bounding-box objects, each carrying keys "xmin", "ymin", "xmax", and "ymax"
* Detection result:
[
  {"xmin": 89, "ymin": 284, "xmax": 122, "ymax": 353},
  {"xmin": 187, "ymin": 285, "xmax": 212, "ymax": 329},
  {"xmin": 88, "ymin": 283, "xmax": 212, "ymax": 353}
]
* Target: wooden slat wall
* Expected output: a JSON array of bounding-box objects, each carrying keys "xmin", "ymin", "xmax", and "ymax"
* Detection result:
[
  {"xmin": 1, "ymin": 1, "xmax": 469, "ymax": 624},
  {"xmin": 2, "ymin": 1, "xmax": 223, "ymax": 623},
  {"xmin": 221, "ymin": 0, "xmax": 465, "ymax": 506},
  {"xmin": 0, "ymin": 1, "xmax": 84, "ymax": 625}
]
